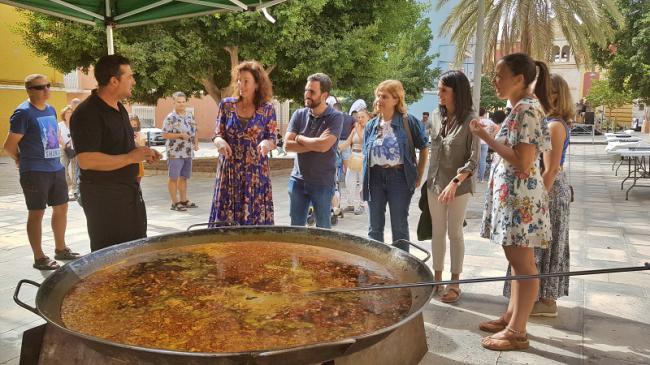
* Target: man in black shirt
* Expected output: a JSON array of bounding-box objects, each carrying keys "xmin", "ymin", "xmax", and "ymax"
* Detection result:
[{"xmin": 70, "ymin": 55, "xmax": 161, "ymax": 251}]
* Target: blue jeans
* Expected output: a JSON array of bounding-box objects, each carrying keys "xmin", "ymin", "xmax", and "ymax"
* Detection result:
[
  {"xmin": 367, "ymin": 166, "xmax": 414, "ymax": 249},
  {"xmin": 288, "ymin": 178, "xmax": 334, "ymax": 228},
  {"xmin": 478, "ymin": 143, "xmax": 489, "ymax": 181}
]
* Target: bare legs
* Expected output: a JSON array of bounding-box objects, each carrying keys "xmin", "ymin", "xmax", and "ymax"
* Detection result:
[
  {"xmin": 27, "ymin": 203, "xmax": 68, "ymax": 260},
  {"xmin": 178, "ymin": 177, "xmax": 188, "ymax": 203},
  {"xmin": 500, "ymin": 246, "xmax": 538, "ymax": 333},
  {"xmin": 168, "ymin": 178, "xmax": 179, "ymax": 204}
]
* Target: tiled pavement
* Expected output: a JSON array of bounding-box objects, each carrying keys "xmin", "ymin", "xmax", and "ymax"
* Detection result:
[{"xmin": 1, "ymin": 138, "xmax": 649, "ymax": 364}]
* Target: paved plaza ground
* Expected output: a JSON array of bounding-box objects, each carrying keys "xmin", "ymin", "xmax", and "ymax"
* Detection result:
[{"xmin": 0, "ymin": 136, "xmax": 649, "ymax": 364}]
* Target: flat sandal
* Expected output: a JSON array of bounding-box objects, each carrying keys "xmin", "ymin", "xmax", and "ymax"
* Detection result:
[{"xmin": 481, "ymin": 327, "xmax": 529, "ymax": 351}]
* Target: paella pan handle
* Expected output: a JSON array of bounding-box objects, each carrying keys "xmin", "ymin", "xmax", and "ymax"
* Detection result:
[
  {"xmin": 186, "ymin": 221, "xmax": 238, "ymax": 231},
  {"xmin": 394, "ymin": 239, "xmax": 431, "ymax": 263},
  {"xmin": 13, "ymin": 279, "xmax": 41, "ymax": 315}
]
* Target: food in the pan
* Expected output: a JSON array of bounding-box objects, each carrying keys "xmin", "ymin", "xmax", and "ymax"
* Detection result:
[{"xmin": 61, "ymin": 242, "xmax": 412, "ymax": 352}]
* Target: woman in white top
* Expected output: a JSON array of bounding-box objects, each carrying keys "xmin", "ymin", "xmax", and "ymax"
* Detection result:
[
  {"xmin": 339, "ymin": 108, "xmax": 371, "ymax": 214},
  {"xmin": 58, "ymin": 105, "xmax": 76, "ymax": 198}
]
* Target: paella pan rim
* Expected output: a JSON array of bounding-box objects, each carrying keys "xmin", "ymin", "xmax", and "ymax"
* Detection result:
[{"xmin": 31, "ymin": 225, "xmax": 435, "ymax": 358}]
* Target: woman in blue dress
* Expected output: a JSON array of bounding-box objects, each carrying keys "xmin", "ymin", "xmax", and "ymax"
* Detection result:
[{"xmin": 209, "ymin": 61, "xmax": 277, "ymax": 225}]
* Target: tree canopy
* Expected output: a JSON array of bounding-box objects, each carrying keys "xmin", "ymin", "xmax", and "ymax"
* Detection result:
[
  {"xmin": 590, "ymin": 0, "xmax": 650, "ymax": 101},
  {"xmin": 16, "ymin": 0, "xmax": 437, "ymax": 105}
]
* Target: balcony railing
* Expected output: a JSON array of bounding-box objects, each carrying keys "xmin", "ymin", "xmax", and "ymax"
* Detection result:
[{"xmin": 63, "ymin": 70, "xmax": 79, "ymax": 89}]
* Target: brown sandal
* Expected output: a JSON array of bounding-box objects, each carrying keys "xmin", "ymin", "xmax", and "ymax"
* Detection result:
[
  {"xmin": 33, "ymin": 256, "xmax": 60, "ymax": 271},
  {"xmin": 481, "ymin": 327, "xmax": 529, "ymax": 351},
  {"xmin": 479, "ymin": 316, "xmax": 509, "ymax": 333},
  {"xmin": 441, "ymin": 286, "xmax": 461, "ymax": 303}
]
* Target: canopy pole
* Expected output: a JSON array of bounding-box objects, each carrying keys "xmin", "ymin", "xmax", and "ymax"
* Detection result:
[
  {"xmin": 472, "ymin": 0, "xmax": 485, "ymax": 110},
  {"xmin": 105, "ymin": 0, "xmax": 114, "ymax": 54},
  {"xmin": 106, "ymin": 25, "xmax": 114, "ymax": 55}
]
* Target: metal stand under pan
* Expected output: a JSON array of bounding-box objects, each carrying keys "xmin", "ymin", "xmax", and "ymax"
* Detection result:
[{"xmin": 20, "ymin": 314, "xmax": 428, "ymax": 365}]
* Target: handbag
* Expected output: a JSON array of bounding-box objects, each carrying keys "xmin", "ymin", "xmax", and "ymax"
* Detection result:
[
  {"xmin": 401, "ymin": 113, "xmax": 416, "ymax": 160},
  {"xmin": 416, "ymin": 183, "xmax": 432, "ymax": 241},
  {"xmin": 64, "ymin": 146, "xmax": 75, "ymax": 159},
  {"xmin": 348, "ymin": 153, "xmax": 363, "ymax": 172}
]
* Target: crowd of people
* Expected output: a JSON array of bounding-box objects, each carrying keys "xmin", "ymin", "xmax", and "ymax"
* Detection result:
[{"xmin": 3, "ymin": 51, "xmax": 575, "ymax": 352}]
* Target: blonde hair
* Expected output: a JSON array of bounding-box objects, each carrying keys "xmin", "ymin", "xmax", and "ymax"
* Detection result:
[
  {"xmin": 549, "ymin": 74, "xmax": 575, "ymax": 124},
  {"xmin": 60, "ymin": 105, "xmax": 73, "ymax": 122},
  {"xmin": 374, "ymin": 80, "xmax": 408, "ymax": 117}
]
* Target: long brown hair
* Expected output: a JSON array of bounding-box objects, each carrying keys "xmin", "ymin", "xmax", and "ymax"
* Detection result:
[
  {"xmin": 231, "ymin": 60, "xmax": 273, "ymax": 108},
  {"xmin": 549, "ymin": 73, "xmax": 575, "ymax": 125},
  {"xmin": 500, "ymin": 53, "xmax": 552, "ymax": 113}
]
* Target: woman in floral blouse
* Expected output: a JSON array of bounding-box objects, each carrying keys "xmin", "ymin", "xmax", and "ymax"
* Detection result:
[
  {"xmin": 470, "ymin": 53, "xmax": 552, "ymax": 351},
  {"xmin": 210, "ymin": 60, "xmax": 277, "ymax": 225}
]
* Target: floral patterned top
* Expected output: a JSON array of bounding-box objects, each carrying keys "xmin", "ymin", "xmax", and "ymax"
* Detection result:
[
  {"xmin": 481, "ymin": 96, "xmax": 552, "ymax": 248},
  {"xmin": 162, "ymin": 111, "xmax": 196, "ymax": 159},
  {"xmin": 369, "ymin": 121, "xmax": 403, "ymax": 167}
]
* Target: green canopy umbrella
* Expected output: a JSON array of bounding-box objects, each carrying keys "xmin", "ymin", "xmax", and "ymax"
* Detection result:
[{"xmin": 0, "ymin": 0, "xmax": 286, "ymax": 54}]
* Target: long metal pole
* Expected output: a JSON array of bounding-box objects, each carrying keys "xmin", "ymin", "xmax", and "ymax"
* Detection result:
[
  {"xmin": 310, "ymin": 263, "xmax": 650, "ymax": 295},
  {"xmin": 106, "ymin": 0, "xmax": 114, "ymax": 55},
  {"xmin": 472, "ymin": 0, "xmax": 485, "ymax": 109}
]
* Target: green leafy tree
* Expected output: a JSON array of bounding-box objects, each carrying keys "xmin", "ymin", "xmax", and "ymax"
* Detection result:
[
  {"xmin": 590, "ymin": 0, "xmax": 650, "ymax": 101},
  {"xmin": 586, "ymin": 79, "xmax": 633, "ymax": 126},
  {"xmin": 479, "ymin": 75, "xmax": 505, "ymax": 111},
  {"xmin": 16, "ymin": 1, "xmax": 435, "ymax": 105},
  {"xmin": 437, "ymin": 0, "xmax": 623, "ymax": 68}
]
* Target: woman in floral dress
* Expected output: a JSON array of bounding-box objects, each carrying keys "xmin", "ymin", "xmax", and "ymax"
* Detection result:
[
  {"xmin": 209, "ymin": 61, "xmax": 277, "ymax": 225},
  {"xmin": 469, "ymin": 53, "xmax": 553, "ymax": 351},
  {"xmin": 503, "ymin": 74, "xmax": 574, "ymax": 317}
]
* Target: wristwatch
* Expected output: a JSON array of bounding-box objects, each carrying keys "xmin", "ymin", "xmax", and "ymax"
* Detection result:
[{"xmin": 452, "ymin": 177, "xmax": 461, "ymax": 185}]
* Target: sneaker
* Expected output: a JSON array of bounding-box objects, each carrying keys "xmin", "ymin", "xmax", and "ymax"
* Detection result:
[
  {"xmin": 530, "ymin": 300, "xmax": 558, "ymax": 317},
  {"xmin": 354, "ymin": 206, "xmax": 364, "ymax": 215}
]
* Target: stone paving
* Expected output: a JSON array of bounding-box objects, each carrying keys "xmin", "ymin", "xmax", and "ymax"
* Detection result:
[{"xmin": 1, "ymin": 137, "xmax": 649, "ymax": 364}]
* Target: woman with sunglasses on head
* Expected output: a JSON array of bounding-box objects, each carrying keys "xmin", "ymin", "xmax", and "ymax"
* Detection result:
[
  {"xmin": 339, "ymin": 108, "xmax": 371, "ymax": 215},
  {"xmin": 470, "ymin": 53, "xmax": 552, "ymax": 351},
  {"xmin": 426, "ymin": 70, "xmax": 480, "ymax": 303},
  {"xmin": 362, "ymin": 80, "xmax": 429, "ymax": 250},
  {"xmin": 502, "ymin": 73, "xmax": 574, "ymax": 318}
]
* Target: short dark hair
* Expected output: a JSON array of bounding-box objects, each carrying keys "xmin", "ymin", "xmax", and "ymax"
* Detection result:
[
  {"xmin": 95, "ymin": 54, "xmax": 131, "ymax": 87},
  {"xmin": 422, "ymin": 112, "xmax": 430, "ymax": 116},
  {"xmin": 479, "ymin": 107, "xmax": 486, "ymax": 116},
  {"xmin": 307, "ymin": 73, "xmax": 332, "ymax": 94}
]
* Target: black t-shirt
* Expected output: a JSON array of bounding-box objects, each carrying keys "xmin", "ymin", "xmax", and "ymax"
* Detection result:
[{"xmin": 70, "ymin": 91, "xmax": 138, "ymax": 183}]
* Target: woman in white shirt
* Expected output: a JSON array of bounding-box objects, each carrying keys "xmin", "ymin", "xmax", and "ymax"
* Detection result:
[
  {"xmin": 477, "ymin": 107, "xmax": 499, "ymax": 182},
  {"xmin": 58, "ymin": 105, "xmax": 76, "ymax": 198}
]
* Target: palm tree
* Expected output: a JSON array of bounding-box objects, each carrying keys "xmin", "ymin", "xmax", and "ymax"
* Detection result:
[{"xmin": 437, "ymin": 0, "xmax": 623, "ymax": 69}]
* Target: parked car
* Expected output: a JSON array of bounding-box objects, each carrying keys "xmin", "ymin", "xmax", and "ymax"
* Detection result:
[{"xmin": 141, "ymin": 127, "xmax": 166, "ymax": 146}]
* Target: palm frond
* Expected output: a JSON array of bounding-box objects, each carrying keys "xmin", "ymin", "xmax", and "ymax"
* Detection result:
[{"xmin": 440, "ymin": 0, "xmax": 623, "ymax": 68}]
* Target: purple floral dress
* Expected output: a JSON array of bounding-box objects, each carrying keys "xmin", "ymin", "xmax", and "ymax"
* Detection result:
[{"xmin": 209, "ymin": 97, "xmax": 277, "ymax": 225}]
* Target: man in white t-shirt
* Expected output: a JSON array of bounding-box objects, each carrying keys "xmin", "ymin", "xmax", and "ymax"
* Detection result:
[{"xmin": 477, "ymin": 107, "xmax": 499, "ymax": 182}]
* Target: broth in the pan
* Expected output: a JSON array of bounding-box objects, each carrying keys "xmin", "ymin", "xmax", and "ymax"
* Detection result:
[{"xmin": 61, "ymin": 242, "xmax": 412, "ymax": 352}]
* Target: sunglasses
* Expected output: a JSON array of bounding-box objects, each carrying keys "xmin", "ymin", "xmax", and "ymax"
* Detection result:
[{"xmin": 28, "ymin": 83, "xmax": 51, "ymax": 91}]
